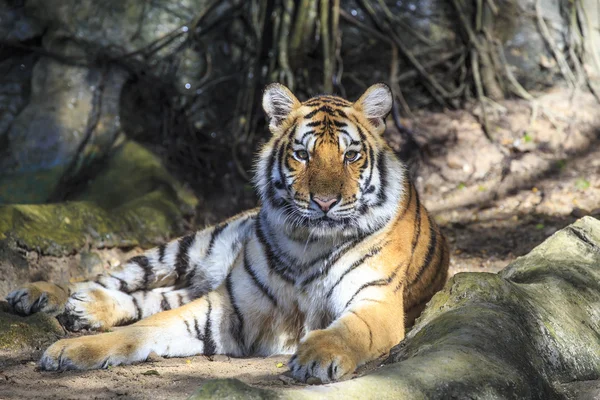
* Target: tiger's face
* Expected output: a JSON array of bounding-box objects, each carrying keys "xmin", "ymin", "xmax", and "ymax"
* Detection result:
[{"xmin": 257, "ymin": 83, "xmax": 404, "ymax": 237}]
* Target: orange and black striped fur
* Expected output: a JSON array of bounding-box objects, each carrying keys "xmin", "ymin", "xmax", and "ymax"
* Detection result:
[{"xmin": 6, "ymin": 83, "xmax": 449, "ymax": 382}]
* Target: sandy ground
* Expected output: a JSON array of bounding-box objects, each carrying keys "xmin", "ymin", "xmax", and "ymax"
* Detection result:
[
  {"xmin": 0, "ymin": 350, "xmax": 293, "ymax": 399},
  {"xmin": 0, "ymin": 347, "xmax": 388, "ymax": 399},
  {"xmin": 1, "ymin": 88, "xmax": 600, "ymax": 399}
]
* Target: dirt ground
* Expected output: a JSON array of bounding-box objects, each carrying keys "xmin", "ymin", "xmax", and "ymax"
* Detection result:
[
  {"xmin": 1, "ymin": 87, "xmax": 600, "ymax": 399},
  {"xmin": 0, "ymin": 349, "xmax": 295, "ymax": 399}
]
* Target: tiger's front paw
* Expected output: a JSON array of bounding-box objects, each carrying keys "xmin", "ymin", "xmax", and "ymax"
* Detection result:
[
  {"xmin": 40, "ymin": 337, "xmax": 97, "ymax": 371},
  {"xmin": 39, "ymin": 330, "xmax": 144, "ymax": 371},
  {"xmin": 6, "ymin": 282, "xmax": 68, "ymax": 316},
  {"xmin": 288, "ymin": 330, "xmax": 357, "ymax": 383}
]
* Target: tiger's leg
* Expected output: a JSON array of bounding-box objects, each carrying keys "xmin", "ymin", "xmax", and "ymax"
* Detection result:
[
  {"xmin": 39, "ymin": 286, "xmax": 247, "ymax": 370},
  {"xmin": 5, "ymin": 281, "xmax": 197, "ymax": 331},
  {"xmin": 56, "ymin": 287, "xmax": 196, "ymax": 331},
  {"xmin": 289, "ymin": 288, "xmax": 405, "ymax": 383},
  {"xmin": 6, "ymin": 211, "xmax": 256, "ymax": 330}
]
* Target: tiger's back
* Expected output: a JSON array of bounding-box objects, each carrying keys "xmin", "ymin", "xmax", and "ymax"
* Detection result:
[{"xmin": 6, "ymin": 83, "xmax": 448, "ymax": 383}]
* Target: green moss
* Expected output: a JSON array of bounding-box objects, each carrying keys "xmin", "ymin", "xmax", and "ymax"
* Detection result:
[
  {"xmin": 0, "ymin": 141, "xmax": 197, "ymax": 255},
  {"xmin": 75, "ymin": 141, "xmax": 196, "ymax": 212},
  {"xmin": 0, "ymin": 167, "xmax": 66, "ymax": 205},
  {"xmin": 187, "ymin": 379, "xmax": 276, "ymax": 400},
  {"xmin": 0, "ymin": 302, "xmax": 64, "ymax": 350}
]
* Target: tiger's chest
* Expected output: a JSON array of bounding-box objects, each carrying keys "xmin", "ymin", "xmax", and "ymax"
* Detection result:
[{"xmin": 249, "ymin": 234, "xmax": 392, "ymax": 330}]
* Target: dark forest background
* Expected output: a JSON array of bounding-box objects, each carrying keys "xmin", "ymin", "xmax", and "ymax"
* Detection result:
[{"xmin": 1, "ymin": 0, "xmax": 599, "ymax": 218}]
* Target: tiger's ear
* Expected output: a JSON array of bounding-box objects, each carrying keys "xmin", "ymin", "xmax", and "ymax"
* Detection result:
[
  {"xmin": 262, "ymin": 83, "xmax": 301, "ymax": 132},
  {"xmin": 353, "ymin": 83, "xmax": 393, "ymax": 133}
]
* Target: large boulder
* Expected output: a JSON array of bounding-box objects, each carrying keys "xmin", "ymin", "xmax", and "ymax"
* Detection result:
[
  {"xmin": 0, "ymin": 140, "xmax": 197, "ymax": 298},
  {"xmin": 188, "ymin": 379, "xmax": 276, "ymax": 400},
  {"xmin": 0, "ymin": 301, "xmax": 64, "ymax": 356},
  {"xmin": 0, "ymin": 0, "xmax": 219, "ymax": 204},
  {"xmin": 188, "ymin": 216, "xmax": 600, "ymax": 399},
  {"xmin": 0, "ymin": 141, "xmax": 197, "ymax": 254}
]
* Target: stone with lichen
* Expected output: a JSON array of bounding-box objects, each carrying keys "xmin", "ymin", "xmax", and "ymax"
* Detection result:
[{"xmin": 0, "ymin": 141, "xmax": 197, "ymax": 298}]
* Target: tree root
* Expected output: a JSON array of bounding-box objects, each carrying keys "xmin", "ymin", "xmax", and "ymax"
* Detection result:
[{"xmin": 535, "ymin": 0, "xmax": 577, "ymax": 87}]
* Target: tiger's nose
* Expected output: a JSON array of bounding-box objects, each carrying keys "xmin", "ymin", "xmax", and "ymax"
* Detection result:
[{"xmin": 312, "ymin": 195, "xmax": 339, "ymax": 212}]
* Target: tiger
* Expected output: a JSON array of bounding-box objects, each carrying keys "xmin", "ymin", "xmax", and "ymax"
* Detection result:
[{"xmin": 6, "ymin": 83, "xmax": 449, "ymax": 383}]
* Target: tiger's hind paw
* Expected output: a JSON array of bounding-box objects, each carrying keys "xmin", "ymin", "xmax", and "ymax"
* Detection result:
[
  {"xmin": 57, "ymin": 291, "xmax": 102, "ymax": 332},
  {"xmin": 6, "ymin": 282, "xmax": 68, "ymax": 316},
  {"xmin": 57, "ymin": 288, "xmax": 128, "ymax": 332}
]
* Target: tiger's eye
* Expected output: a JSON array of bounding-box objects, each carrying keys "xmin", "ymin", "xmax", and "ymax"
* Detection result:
[
  {"xmin": 295, "ymin": 150, "xmax": 309, "ymax": 161},
  {"xmin": 345, "ymin": 150, "xmax": 359, "ymax": 162}
]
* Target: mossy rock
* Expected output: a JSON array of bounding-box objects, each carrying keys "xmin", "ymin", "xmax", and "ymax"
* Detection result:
[
  {"xmin": 0, "ymin": 141, "xmax": 197, "ymax": 256},
  {"xmin": 0, "ymin": 301, "xmax": 64, "ymax": 352},
  {"xmin": 188, "ymin": 379, "xmax": 276, "ymax": 400},
  {"xmin": 187, "ymin": 217, "xmax": 600, "ymax": 399}
]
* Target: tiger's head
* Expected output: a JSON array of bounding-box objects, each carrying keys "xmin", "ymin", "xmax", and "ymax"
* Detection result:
[{"xmin": 256, "ymin": 83, "xmax": 406, "ymax": 238}]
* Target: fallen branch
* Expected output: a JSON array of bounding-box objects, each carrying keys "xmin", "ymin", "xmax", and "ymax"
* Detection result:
[
  {"xmin": 321, "ymin": 0, "xmax": 333, "ymax": 93},
  {"xmin": 535, "ymin": 0, "xmax": 577, "ymax": 87},
  {"xmin": 471, "ymin": 49, "xmax": 493, "ymax": 141},
  {"xmin": 358, "ymin": 0, "xmax": 454, "ymax": 106},
  {"xmin": 278, "ymin": 0, "xmax": 295, "ymax": 90}
]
